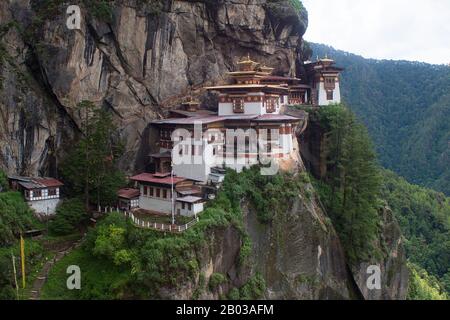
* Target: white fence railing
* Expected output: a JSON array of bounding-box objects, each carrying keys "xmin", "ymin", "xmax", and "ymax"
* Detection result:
[
  {"xmin": 96, "ymin": 206, "xmax": 200, "ymax": 233},
  {"xmin": 126, "ymin": 210, "xmax": 199, "ymax": 233}
]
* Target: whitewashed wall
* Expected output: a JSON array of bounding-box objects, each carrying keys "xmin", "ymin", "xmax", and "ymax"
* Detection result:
[
  {"xmin": 29, "ymin": 198, "xmax": 61, "ymax": 215},
  {"xmin": 176, "ymin": 202, "xmax": 204, "ymax": 216},
  {"xmin": 318, "ymin": 81, "xmax": 341, "ymax": 105}
]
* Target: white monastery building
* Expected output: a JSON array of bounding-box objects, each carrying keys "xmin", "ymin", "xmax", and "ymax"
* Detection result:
[
  {"xmin": 8, "ymin": 176, "xmax": 64, "ymax": 215},
  {"xmin": 130, "ymin": 56, "xmax": 343, "ymax": 217}
]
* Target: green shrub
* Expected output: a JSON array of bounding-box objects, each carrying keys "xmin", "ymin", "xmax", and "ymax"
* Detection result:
[
  {"xmin": 49, "ymin": 198, "xmax": 88, "ymax": 235},
  {"xmin": 0, "ymin": 240, "xmax": 44, "ymax": 299},
  {"xmin": 0, "ymin": 192, "xmax": 38, "ymax": 245},
  {"xmin": 83, "ymin": 0, "xmax": 114, "ymax": 22},
  {"xmin": 227, "ymin": 288, "xmax": 240, "ymax": 300},
  {"xmin": 408, "ymin": 263, "xmax": 448, "ymax": 300},
  {"xmin": 239, "ymin": 273, "xmax": 266, "ymax": 300},
  {"xmin": 209, "ymin": 273, "xmax": 227, "ymax": 290}
]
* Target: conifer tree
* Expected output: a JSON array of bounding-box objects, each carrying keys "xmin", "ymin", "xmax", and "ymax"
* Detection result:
[{"xmin": 61, "ymin": 101, "xmax": 125, "ymax": 209}]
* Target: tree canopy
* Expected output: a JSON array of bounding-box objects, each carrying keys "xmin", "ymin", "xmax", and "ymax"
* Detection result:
[{"xmin": 61, "ymin": 101, "xmax": 125, "ymax": 209}]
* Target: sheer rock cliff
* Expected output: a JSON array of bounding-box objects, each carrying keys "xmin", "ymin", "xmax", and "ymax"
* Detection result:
[{"xmin": 0, "ymin": 0, "xmax": 307, "ymax": 175}]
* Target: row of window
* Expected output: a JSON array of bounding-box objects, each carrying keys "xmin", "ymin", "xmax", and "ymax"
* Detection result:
[
  {"xmin": 143, "ymin": 186, "xmax": 172, "ymax": 199},
  {"xmin": 232, "ymin": 98, "xmax": 280, "ymax": 113},
  {"xmin": 25, "ymin": 188, "xmax": 58, "ymax": 198}
]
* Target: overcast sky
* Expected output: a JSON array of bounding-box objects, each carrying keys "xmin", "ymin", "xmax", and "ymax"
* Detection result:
[{"xmin": 301, "ymin": 0, "xmax": 450, "ymax": 65}]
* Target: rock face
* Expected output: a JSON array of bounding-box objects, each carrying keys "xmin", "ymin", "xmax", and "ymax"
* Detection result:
[
  {"xmin": 157, "ymin": 166, "xmax": 361, "ymax": 300},
  {"xmin": 0, "ymin": 0, "xmax": 308, "ymax": 176},
  {"xmin": 352, "ymin": 206, "xmax": 409, "ymax": 300},
  {"xmin": 244, "ymin": 183, "xmax": 357, "ymax": 299}
]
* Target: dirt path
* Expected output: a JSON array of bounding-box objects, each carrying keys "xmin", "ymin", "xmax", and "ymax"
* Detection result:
[{"xmin": 29, "ymin": 239, "xmax": 83, "ymax": 300}]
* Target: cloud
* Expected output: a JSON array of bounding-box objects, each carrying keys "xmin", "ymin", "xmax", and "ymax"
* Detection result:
[{"xmin": 301, "ymin": 0, "xmax": 450, "ymax": 64}]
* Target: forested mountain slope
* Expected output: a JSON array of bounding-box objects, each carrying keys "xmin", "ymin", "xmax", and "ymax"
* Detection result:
[{"xmin": 310, "ymin": 43, "xmax": 450, "ymax": 195}]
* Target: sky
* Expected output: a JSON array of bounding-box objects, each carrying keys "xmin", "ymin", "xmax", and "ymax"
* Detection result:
[{"xmin": 301, "ymin": 0, "xmax": 450, "ymax": 65}]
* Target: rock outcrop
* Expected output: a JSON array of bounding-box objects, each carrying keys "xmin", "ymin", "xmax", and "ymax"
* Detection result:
[
  {"xmin": 0, "ymin": 0, "xmax": 308, "ymax": 175},
  {"xmin": 352, "ymin": 205, "xmax": 409, "ymax": 300},
  {"xmin": 244, "ymin": 182, "xmax": 357, "ymax": 299}
]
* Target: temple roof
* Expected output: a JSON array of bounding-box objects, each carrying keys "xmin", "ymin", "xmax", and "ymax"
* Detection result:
[
  {"xmin": 130, "ymin": 173, "xmax": 187, "ymax": 186},
  {"xmin": 152, "ymin": 116, "xmax": 225, "ymax": 125},
  {"xmin": 204, "ymin": 84, "xmax": 288, "ymax": 91},
  {"xmin": 151, "ymin": 113, "xmax": 300, "ymax": 126},
  {"xmin": 176, "ymin": 196, "xmax": 204, "ymax": 204},
  {"xmin": 254, "ymin": 114, "xmax": 300, "ymax": 122},
  {"xmin": 260, "ymin": 75, "xmax": 300, "ymax": 82},
  {"xmin": 117, "ymin": 188, "xmax": 140, "ymax": 199},
  {"xmin": 9, "ymin": 176, "xmax": 64, "ymax": 190},
  {"xmin": 169, "ymin": 109, "xmax": 217, "ymax": 118}
]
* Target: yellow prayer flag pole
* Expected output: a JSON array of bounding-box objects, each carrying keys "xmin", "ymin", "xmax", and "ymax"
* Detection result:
[{"xmin": 20, "ymin": 234, "xmax": 26, "ymax": 289}]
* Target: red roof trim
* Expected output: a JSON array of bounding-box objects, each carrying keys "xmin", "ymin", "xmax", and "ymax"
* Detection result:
[
  {"xmin": 130, "ymin": 173, "xmax": 187, "ymax": 185},
  {"xmin": 117, "ymin": 188, "xmax": 140, "ymax": 199}
]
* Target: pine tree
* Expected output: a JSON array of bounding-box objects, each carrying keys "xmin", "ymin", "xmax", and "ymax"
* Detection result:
[
  {"xmin": 61, "ymin": 101, "xmax": 125, "ymax": 209},
  {"xmin": 317, "ymin": 105, "xmax": 381, "ymax": 263}
]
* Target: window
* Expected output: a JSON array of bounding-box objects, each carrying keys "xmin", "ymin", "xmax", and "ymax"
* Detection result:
[
  {"xmin": 326, "ymin": 90, "xmax": 334, "ymax": 101},
  {"xmin": 232, "ymin": 98, "xmax": 244, "ymax": 113},
  {"xmin": 33, "ymin": 189, "xmax": 42, "ymax": 198},
  {"xmin": 144, "ymin": 186, "xmax": 148, "ymax": 196},
  {"xmin": 188, "ymin": 204, "xmax": 192, "ymax": 211},
  {"xmin": 266, "ymin": 98, "xmax": 277, "ymax": 113},
  {"xmin": 150, "ymin": 187, "xmax": 154, "ymax": 197},
  {"xmin": 156, "ymin": 188, "xmax": 160, "ymax": 198},
  {"xmin": 48, "ymin": 188, "xmax": 57, "ymax": 196},
  {"xmin": 324, "ymin": 77, "xmax": 336, "ymax": 90},
  {"xmin": 163, "ymin": 190, "xmax": 167, "ymax": 198},
  {"xmin": 182, "ymin": 202, "xmax": 185, "ymax": 210}
]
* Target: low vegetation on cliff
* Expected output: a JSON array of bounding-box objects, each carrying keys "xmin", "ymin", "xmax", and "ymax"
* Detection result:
[{"xmin": 41, "ymin": 167, "xmax": 308, "ymax": 299}]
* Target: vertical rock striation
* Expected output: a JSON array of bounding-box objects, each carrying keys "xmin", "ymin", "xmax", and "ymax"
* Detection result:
[{"xmin": 0, "ymin": 0, "xmax": 308, "ymax": 175}]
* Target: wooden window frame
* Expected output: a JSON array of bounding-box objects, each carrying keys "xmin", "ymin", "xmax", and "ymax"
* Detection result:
[
  {"xmin": 326, "ymin": 90, "xmax": 334, "ymax": 101},
  {"xmin": 232, "ymin": 98, "xmax": 244, "ymax": 113}
]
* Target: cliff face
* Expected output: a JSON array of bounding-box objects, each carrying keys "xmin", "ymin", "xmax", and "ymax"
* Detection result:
[
  {"xmin": 244, "ymin": 180, "xmax": 357, "ymax": 299},
  {"xmin": 157, "ymin": 164, "xmax": 361, "ymax": 300},
  {"xmin": 0, "ymin": 0, "xmax": 308, "ymax": 176}
]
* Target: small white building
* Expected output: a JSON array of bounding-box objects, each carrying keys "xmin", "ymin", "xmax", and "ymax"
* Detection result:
[
  {"xmin": 175, "ymin": 196, "xmax": 204, "ymax": 217},
  {"xmin": 117, "ymin": 188, "xmax": 140, "ymax": 211},
  {"xmin": 8, "ymin": 176, "xmax": 64, "ymax": 216},
  {"xmin": 130, "ymin": 172, "xmax": 205, "ymax": 216}
]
